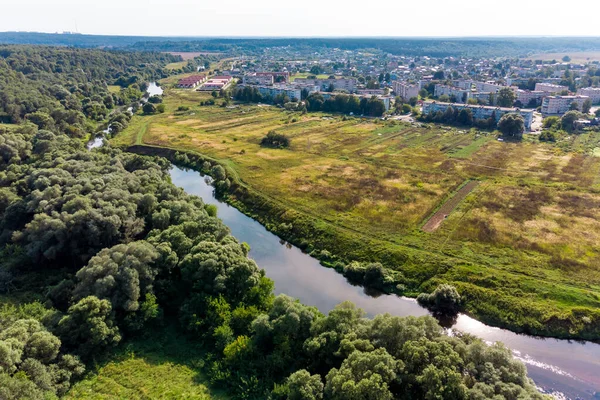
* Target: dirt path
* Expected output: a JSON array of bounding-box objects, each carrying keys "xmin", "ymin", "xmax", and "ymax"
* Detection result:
[{"xmin": 422, "ymin": 180, "xmax": 479, "ymax": 232}]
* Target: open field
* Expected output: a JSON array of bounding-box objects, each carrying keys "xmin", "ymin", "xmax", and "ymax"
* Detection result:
[
  {"xmin": 113, "ymin": 86, "xmax": 600, "ymax": 338},
  {"xmin": 66, "ymin": 325, "xmax": 227, "ymax": 400},
  {"xmin": 528, "ymin": 51, "xmax": 600, "ymax": 63},
  {"xmin": 165, "ymin": 61, "xmax": 189, "ymax": 70},
  {"xmin": 290, "ymin": 72, "xmax": 331, "ymax": 81}
]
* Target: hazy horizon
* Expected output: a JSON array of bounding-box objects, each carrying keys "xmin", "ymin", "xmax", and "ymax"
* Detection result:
[{"xmin": 4, "ymin": 0, "xmax": 600, "ymax": 37}]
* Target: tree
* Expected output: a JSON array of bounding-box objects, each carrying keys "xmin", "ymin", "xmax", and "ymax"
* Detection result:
[
  {"xmin": 57, "ymin": 296, "xmax": 121, "ymax": 357},
  {"xmin": 569, "ymin": 101, "xmax": 579, "ymax": 111},
  {"xmin": 457, "ymin": 108, "xmax": 473, "ymax": 126},
  {"xmin": 418, "ymin": 89, "xmax": 428, "ymax": 99},
  {"xmin": 417, "ymin": 284, "xmax": 462, "ymax": 314},
  {"xmin": 325, "ymin": 348, "xmax": 402, "ymax": 400},
  {"xmin": 142, "ymin": 102, "xmax": 156, "ymax": 115},
  {"xmin": 561, "ymin": 110, "xmax": 582, "ymax": 131},
  {"xmin": 496, "ymin": 88, "xmax": 516, "ymax": 108},
  {"xmin": 73, "ymin": 241, "xmax": 160, "ymax": 314},
  {"xmin": 260, "ymin": 131, "xmax": 290, "ymax": 148},
  {"xmin": 562, "ymin": 55, "xmax": 571, "ymax": 62},
  {"xmin": 596, "ymin": 109, "xmax": 600, "ymax": 118},
  {"xmin": 433, "ymin": 70, "xmax": 445, "ymax": 80},
  {"xmin": 310, "ymin": 65, "xmax": 322, "ymax": 75},
  {"xmin": 287, "ymin": 370, "xmax": 323, "ymax": 400},
  {"xmin": 497, "ymin": 113, "xmax": 525, "ymax": 137},
  {"xmin": 582, "ymin": 98, "xmax": 592, "ymax": 114}
]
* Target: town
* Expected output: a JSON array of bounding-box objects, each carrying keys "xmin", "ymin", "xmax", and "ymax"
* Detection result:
[{"xmin": 174, "ymin": 47, "xmax": 600, "ymax": 136}]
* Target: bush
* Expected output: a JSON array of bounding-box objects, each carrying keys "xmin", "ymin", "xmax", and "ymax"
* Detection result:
[
  {"xmin": 260, "ymin": 131, "xmax": 290, "ymax": 149},
  {"xmin": 417, "ymin": 284, "xmax": 462, "ymax": 315}
]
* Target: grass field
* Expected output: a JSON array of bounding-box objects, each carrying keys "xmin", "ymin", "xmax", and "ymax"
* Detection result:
[
  {"xmin": 165, "ymin": 61, "xmax": 190, "ymax": 70},
  {"xmin": 528, "ymin": 52, "xmax": 600, "ymax": 63},
  {"xmin": 113, "ymin": 85, "xmax": 600, "ymax": 339},
  {"xmin": 66, "ymin": 325, "xmax": 227, "ymax": 400}
]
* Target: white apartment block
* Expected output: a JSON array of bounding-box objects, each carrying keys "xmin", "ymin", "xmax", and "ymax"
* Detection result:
[
  {"xmin": 535, "ymin": 83, "xmax": 569, "ymax": 94},
  {"xmin": 434, "ymin": 84, "xmax": 470, "ymax": 103},
  {"xmin": 393, "ymin": 81, "xmax": 419, "ymax": 101},
  {"xmin": 422, "ymin": 101, "xmax": 534, "ymax": 130},
  {"xmin": 293, "ymin": 78, "xmax": 357, "ymax": 92},
  {"xmin": 541, "ymin": 96, "xmax": 589, "ymax": 115},
  {"xmin": 516, "ymin": 90, "xmax": 546, "ymax": 107},
  {"xmin": 256, "ymin": 84, "xmax": 302, "ymax": 101},
  {"xmin": 577, "ymin": 87, "xmax": 600, "ymax": 104},
  {"xmin": 453, "ymin": 80, "xmax": 506, "ymax": 93},
  {"xmin": 243, "ymin": 74, "xmax": 274, "ymax": 86}
]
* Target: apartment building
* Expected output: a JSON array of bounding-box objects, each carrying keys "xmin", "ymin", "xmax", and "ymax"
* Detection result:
[
  {"xmin": 434, "ymin": 84, "xmax": 470, "ymax": 103},
  {"xmin": 422, "ymin": 101, "xmax": 534, "ymax": 130},
  {"xmin": 255, "ymin": 71, "xmax": 290, "ymax": 83},
  {"xmin": 516, "ymin": 90, "xmax": 546, "ymax": 107},
  {"xmin": 255, "ymin": 84, "xmax": 301, "ymax": 101},
  {"xmin": 577, "ymin": 87, "xmax": 600, "ymax": 104},
  {"xmin": 293, "ymin": 78, "xmax": 357, "ymax": 92},
  {"xmin": 393, "ymin": 81, "xmax": 419, "ymax": 101},
  {"xmin": 535, "ymin": 83, "xmax": 569, "ymax": 94},
  {"xmin": 541, "ymin": 95, "xmax": 589, "ymax": 115},
  {"xmin": 243, "ymin": 74, "xmax": 274, "ymax": 86}
]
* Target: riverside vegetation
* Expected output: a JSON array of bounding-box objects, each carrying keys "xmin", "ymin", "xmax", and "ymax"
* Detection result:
[
  {"xmin": 114, "ymin": 84, "xmax": 600, "ymax": 341},
  {"xmin": 0, "ymin": 45, "xmax": 549, "ymax": 399}
]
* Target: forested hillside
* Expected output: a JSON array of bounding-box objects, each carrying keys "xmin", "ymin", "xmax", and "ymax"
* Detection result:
[
  {"xmin": 0, "ymin": 45, "xmax": 546, "ymax": 399},
  {"xmin": 0, "ymin": 45, "xmax": 177, "ymax": 135}
]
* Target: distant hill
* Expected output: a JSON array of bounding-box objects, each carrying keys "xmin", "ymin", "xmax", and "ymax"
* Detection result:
[{"xmin": 2, "ymin": 32, "xmax": 600, "ymax": 58}]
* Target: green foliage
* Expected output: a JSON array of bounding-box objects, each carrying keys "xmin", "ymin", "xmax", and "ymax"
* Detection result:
[
  {"xmin": 261, "ymin": 131, "xmax": 291, "ymax": 149},
  {"xmin": 561, "ymin": 110, "xmax": 582, "ymax": 131},
  {"xmin": 417, "ymin": 284, "xmax": 462, "ymax": 315},
  {"xmin": 497, "ymin": 113, "xmax": 525, "ymax": 137},
  {"xmin": 496, "ymin": 88, "xmax": 516, "ymax": 108},
  {"xmin": 286, "ymin": 369, "xmax": 324, "ymax": 400},
  {"xmin": 57, "ymin": 296, "xmax": 121, "ymax": 358}
]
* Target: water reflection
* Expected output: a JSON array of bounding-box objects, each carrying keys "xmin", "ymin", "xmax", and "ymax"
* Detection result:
[{"xmin": 169, "ymin": 166, "xmax": 600, "ymax": 399}]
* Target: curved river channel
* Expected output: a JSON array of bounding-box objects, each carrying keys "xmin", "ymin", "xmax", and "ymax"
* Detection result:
[{"xmin": 168, "ymin": 166, "xmax": 600, "ymax": 399}]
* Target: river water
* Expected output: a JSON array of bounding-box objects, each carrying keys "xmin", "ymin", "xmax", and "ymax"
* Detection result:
[{"xmin": 169, "ymin": 166, "xmax": 600, "ymax": 400}]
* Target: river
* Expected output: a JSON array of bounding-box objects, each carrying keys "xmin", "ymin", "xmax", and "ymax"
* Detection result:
[
  {"xmin": 87, "ymin": 83, "xmax": 163, "ymax": 149},
  {"xmin": 168, "ymin": 166, "xmax": 600, "ymax": 400}
]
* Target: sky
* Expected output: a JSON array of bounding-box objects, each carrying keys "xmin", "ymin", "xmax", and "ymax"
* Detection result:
[{"xmin": 2, "ymin": 0, "xmax": 600, "ymax": 37}]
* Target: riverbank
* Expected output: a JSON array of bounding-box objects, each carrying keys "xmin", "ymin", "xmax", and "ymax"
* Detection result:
[{"xmin": 126, "ymin": 143, "xmax": 600, "ymax": 342}]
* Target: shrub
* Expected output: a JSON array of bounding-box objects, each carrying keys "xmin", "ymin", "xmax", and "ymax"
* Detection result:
[
  {"xmin": 260, "ymin": 131, "xmax": 290, "ymax": 149},
  {"xmin": 417, "ymin": 284, "xmax": 462, "ymax": 315}
]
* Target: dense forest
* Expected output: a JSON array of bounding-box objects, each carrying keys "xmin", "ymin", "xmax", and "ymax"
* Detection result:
[
  {"xmin": 3, "ymin": 32, "xmax": 600, "ymax": 57},
  {"xmin": 0, "ymin": 45, "xmax": 546, "ymax": 399},
  {"xmin": 0, "ymin": 45, "xmax": 177, "ymax": 135}
]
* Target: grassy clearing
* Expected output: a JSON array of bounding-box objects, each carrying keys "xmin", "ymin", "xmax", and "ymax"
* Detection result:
[
  {"xmin": 65, "ymin": 325, "xmax": 228, "ymax": 400},
  {"xmin": 290, "ymin": 73, "xmax": 331, "ymax": 81},
  {"xmin": 528, "ymin": 52, "xmax": 600, "ymax": 62},
  {"xmin": 165, "ymin": 61, "xmax": 189, "ymax": 70},
  {"xmin": 113, "ymin": 86, "xmax": 600, "ymax": 339},
  {"xmin": 107, "ymin": 85, "xmax": 121, "ymax": 94}
]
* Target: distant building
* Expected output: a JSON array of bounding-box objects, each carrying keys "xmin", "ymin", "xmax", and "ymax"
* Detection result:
[
  {"xmin": 576, "ymin": 87, "xmax": 600, "ymax": 104},
  {"xmin": 393, "ymin": 81, "xmax": 419, "ymax": 101},
  {"xmin": 422, "ymin": 101, "xmax": 534, "ymax": 130},
  {"xmin": 294, "ymin": 78, "xmax": 357, "ymax": 92},
  {"xmin": 541, "ymin": 95, "xmax": 589, "ymax": 115},
  {"xmin": 255, "ymin": 71, "xmax": 290, "ymax": 83},
  {"xmin": 357, "ymin": 88, "xmax": 386, "ymax": 96},
  {"xmin": 516, "ymin": 90, "xmax": 546, "ymax": 107},
  {"xmin": 177, "ymin": 75, "xmax": 207, "ymax": 88},
  {"xmin": 198, "ymin": 76, "xmax": 234, "ymax": 91},
  {"xmin": 254, "ymin": 84, "xmax": 302, "ymax": 101},
  {"xmin": 243, "ymin": 74, "xmax": 274, "ymax": 86},
  {"xmin": 535, "ymin": 83, "xmax": 569, "ymax": 94},
  {"xmin": 434, "ymin": 84, "xmax": 470, "ymax": 103}
]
